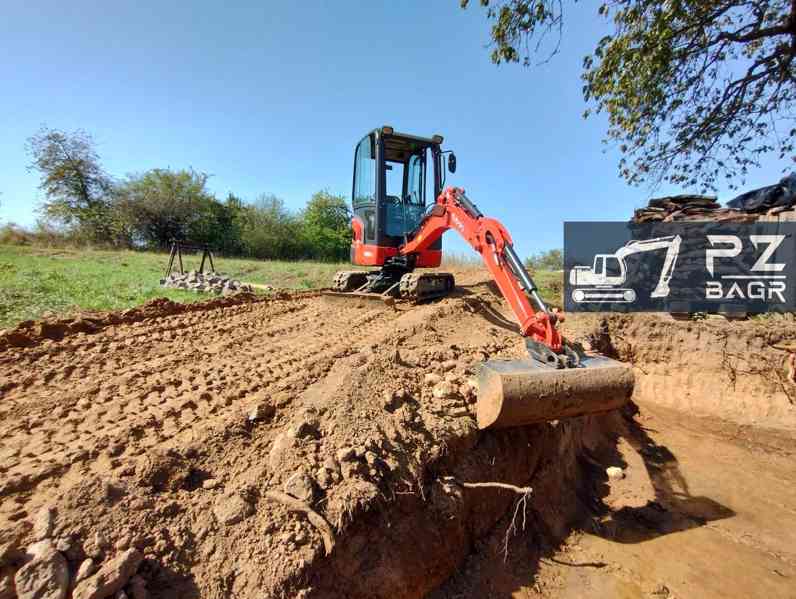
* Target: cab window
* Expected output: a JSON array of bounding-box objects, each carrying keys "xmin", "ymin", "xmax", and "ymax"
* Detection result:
[{"xmin": 353, "ymin": 134, "xmax": 375, "ymax": 208}]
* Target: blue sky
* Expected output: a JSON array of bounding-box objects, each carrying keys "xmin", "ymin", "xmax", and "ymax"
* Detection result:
[{"xmin": 0, "ymin": 1, "xmax": 789, "ymax": 256}]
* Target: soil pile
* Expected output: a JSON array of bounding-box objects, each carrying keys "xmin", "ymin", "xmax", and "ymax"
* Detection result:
[{"xmin": 2, "ymin": 274, "xmax": 795, "ymax": 598}]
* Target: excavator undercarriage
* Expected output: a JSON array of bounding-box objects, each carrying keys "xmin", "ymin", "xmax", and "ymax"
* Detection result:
[
  {"xmin": 330, "ymin": 126, "xmax": 635, "ymax": 429},
  {"xmin": 330, "ymin": 266, "xmax": 454, "ymax": 303}
]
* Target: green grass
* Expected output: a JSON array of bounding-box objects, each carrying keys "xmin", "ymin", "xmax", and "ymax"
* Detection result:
[
  {"xmin": 530, "ymin": 269, "xmax": 564, "ymax": 307},
  {"xmin": 0, "ymin": 245, "xmax": 349, "ymax": 329},
  {"xmin": 0, "ymin": 244, "xmax": 564, "ymax": 329}
]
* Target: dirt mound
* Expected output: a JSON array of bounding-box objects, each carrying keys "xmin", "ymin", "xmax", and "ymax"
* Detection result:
[{"xmin": 3, "ymin": 275, "xmax": 795, "ymax": 598}]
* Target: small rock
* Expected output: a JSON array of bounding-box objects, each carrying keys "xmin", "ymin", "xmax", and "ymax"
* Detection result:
[
  {"xmin": 201, "ymin": 478, "xmax": 220, "ymax": 490},
  {"xmin": 315, "ymin": 468, "xmax": 333, "ymax": 490},
  {"xmin": 73, "ymin": 558, "xmax": 96, "ymax": 585},
  {"xmin": 321, "ymin": 456, "xmax": 340, "ymax": 473},
  {"xmin": 247, "ymin": 403, "xmax": 275, "ymax": 422},
  {"xmin": 54, "ymin": 537, "xmax": 72, "ymax": 553},
  {"xmin": 293, "ymin": 414, "xmax": 319, "ymax": 439},
  {"xmin": 606, "ymin": 466, "xmax": 625, "ymax": 480},
  {"xmin": 14, "ymin": 547, "xmax": 69, "ymax": 599},
  {"xmin": 26, "ymin": 540, "xmax": 56, "ymax": 560},
  {"xmin": 432, "ymin": 381, "xmax": 457, "ymax": 399},
  {"xmin": 32, "ymin": 506, "xmax": 55, "ymax": 541},
  {"xmin": 268, "ymin": 433, "xmax": 296, "ymax": 469},
  {"xmin": 212, "ymin": 494, "xmax": 254, "ymax": 526},
  {"xmin": 84, "ymin": 531, "xmax": 108, "ymax": 560},
  {"xmin": 72, "ymin": 548, "xmax": 143, "ymax": 599},
  {"xmin": 440, "ymin": 360, "xmax": 457, "ymax": 372},
  {"xmin": 423, "ymin": 373, "xmax": 442, "ymax": 386},
  {"xmin": 116, "ymin": 591, "xmax": 129, "ymax": 599},
  {"xmin": 283, "ymin": 472, "xmax": 316, "ymax": 503}
]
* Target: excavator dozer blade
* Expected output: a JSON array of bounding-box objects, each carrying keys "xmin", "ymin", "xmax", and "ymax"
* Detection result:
[
  {"xmin": 321, "ymin": 291, "xmax": 396, "ymax": 307},
  {"xmin": 476, "ymin": 355, "xmax": 634, "ymax": 429}
]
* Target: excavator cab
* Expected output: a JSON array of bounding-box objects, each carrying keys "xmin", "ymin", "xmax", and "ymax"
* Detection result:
[
  {"xmin": 350, "ymin": 126, "xmax": 446, "ymax": 268},
  {"xmin": 333, "ymin": 126, "xmax": 456, "ymax": 300}
]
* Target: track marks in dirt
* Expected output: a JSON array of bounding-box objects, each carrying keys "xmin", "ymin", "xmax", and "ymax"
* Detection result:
[{"xmin": 0, "ymin": 296, "xmax": 404, "ymax": 524}]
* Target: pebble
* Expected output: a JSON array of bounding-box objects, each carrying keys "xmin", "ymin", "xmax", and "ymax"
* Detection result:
[
  {"xmin": 606, "ymin": 466, "xmax": 625, "ymax": 480},
  {"xmin": 72, "ymin": 548, "xmax": 143, "ymax": 599},
  {"xmin": 424, "ymin": 373, "xmax": 442, "ymax": 386},
  {"xmin": 283, "ymin": 471, "xmax": 316, "ymax": 503},
  {"xmin": 212, "ymin": 494, "xmax": 254, "ymax": 526},
  {"xmin": 73, "ymin": 559, "xmax": 96, "ymax": 585},
  {"xmin": 32, "ymin": 506, "xmax": 55, "ymax": 541},
  {"xmin": 440, "ymin": 360, "xmax": 457, "ymax": 372},
  {"xmin": 247, "ymin": 403, "xmax": 275, "ymax": 423},
  {"xmin": 432, "ymin": 381, "xmax": 457, "ymax": 399},
  {"xmin": 14, "ymin": 547, "xmax": 69, "ymax": 599}
]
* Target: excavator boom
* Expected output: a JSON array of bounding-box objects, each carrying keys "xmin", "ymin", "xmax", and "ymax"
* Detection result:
[
  {"xmin": 399, "ymin": 188, "xmax": 561, "ymax": 352},
  {"xmin": 398, "ymin": 187, "xmax": 635, "ymax": 428}
]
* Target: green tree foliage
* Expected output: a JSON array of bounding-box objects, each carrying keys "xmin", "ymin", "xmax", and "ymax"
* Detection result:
[
  {"xmin": 525, "ymin": 248, "xmax": 563, "ymax": 270},
  {"xmin": 114, "ymin": 169, "xmax": 221, "ymax": 248},
  {"xmin": 462, "ymin": 0, "xmax": 796, "ymax": 189},
  {"xmin": 236, "ymin": 194, "xmax": 305, "ymax": 259},
  {"xmin": 26, "ymin": 127, "xmax": 125, "ymax": 243},
  {"xmin": 26, "ymin": 128, "xmax": 353, "ymax": 260},
  {"xmin": 300, "ymin": 191, "xmax": 352, "ymax": 261}
]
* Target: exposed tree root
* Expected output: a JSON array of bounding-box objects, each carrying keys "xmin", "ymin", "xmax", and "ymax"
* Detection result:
[{"xmin": 265, "ymin": 490, "xmax": 336, "ymax": 556}]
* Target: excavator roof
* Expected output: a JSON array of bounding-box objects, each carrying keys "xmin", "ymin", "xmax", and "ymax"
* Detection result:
[{"xmin": 372, "ymin": 126, "xmax": 443, "ymax": 163}]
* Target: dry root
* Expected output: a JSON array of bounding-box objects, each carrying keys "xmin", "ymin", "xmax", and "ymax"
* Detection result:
[
  {"xmin": 441, "ymin": 476, "xmax": 533, "ymax": 562},
  {"xmin": 265, "ymin": 490, "xmax": 336, "ymax": 556}
]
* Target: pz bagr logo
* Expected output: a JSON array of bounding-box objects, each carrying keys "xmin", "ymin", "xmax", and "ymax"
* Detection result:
[{"xmin": 705, "ymin": 235, "xmax": 786, "ymax": 302}]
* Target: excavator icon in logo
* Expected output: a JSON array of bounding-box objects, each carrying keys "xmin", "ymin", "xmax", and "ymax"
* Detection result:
[{"xmin": 569, "ymin": 235, "xmax": 682, "ymax": 303}]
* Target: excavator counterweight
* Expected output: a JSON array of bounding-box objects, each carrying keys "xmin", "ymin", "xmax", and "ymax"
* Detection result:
[{"xmin": 331, "ymin": 126, "xmax": 635, "ymax": 429}]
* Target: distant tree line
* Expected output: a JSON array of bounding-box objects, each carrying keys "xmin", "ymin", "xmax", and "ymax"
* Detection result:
[
  {"xmin": 21, "ymin": 127, "xmax": 351, "ymax": 261},
  {"xmin": 525, "ymin": 248, "xmax": 562, "ymax": 271}
]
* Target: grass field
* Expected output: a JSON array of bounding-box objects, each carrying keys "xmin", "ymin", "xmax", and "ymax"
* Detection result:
[
  {"xmin": 0, "ymin": 244, "xmax": 563, "ymax": 329},
  {"xmin": 0, "ymin": 245, "xmax": 350, "ymax": 328}
]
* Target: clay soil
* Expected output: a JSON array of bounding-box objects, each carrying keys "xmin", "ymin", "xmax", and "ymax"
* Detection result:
[{"xmin": 1, "ymin": 271, "xmax": 795, "ymax": 598}]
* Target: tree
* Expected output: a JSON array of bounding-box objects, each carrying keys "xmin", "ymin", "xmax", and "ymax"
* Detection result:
[
  {"xmin": 462, "ymin": 1, "xmax": 796, "ymax": 189},
  {"xmin": 300, "ymin": 191, "xmax": 351, "ymax": 261},
  {"xmin": 26, "ymin": 127, "xmax": 120, "ymax": 242},
  {"xmin": 525, "ymin": 248, "xmax": 563, "ymax": 270},
  {"xmin": 114, "ymin": 168, "xmax": 219, "ymax": 248},
  {"xmin": 236, "ymin": 194, "xmax": 305, "ymax": 259}
]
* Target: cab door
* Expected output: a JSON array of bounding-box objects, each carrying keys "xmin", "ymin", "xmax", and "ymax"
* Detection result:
[{"xmin": 352, "ymin": 134, "xmax": 377, "ymax": 246}]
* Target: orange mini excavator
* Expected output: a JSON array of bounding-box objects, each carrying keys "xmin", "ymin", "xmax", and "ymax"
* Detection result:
[{"xmin": 331, "ymin": 126, "xmax": 634, "ymax": 429}]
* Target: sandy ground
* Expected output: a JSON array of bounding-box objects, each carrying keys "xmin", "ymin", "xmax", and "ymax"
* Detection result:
[
  {"xmin": 1, "ymin": 271, "xmax": 795, "ymax": 598},
  {"xmin": 434, "ymin": 402, "xmax": 796, "ymax": 598}
]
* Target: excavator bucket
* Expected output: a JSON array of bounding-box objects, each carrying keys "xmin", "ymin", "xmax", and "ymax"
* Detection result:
[{"xmin": 475, "ymin": 355, "xmax": 634, "ymax": 429}]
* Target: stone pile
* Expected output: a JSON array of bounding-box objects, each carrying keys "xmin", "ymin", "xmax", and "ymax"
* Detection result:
[
  {"xmin": 160, "ymin": 270, "xmax": 254, "ymax": 295},
  {"xmin": 631, "ymin": 194, "xmax": 731, "ymax": 223},
  {"xmin": 4, "ymin": 506, "xmax": 148, "ymax": 599}
]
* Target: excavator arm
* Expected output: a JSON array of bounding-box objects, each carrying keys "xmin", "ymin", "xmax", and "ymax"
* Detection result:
[{"xmin": 400, "ymin": 187, "xmax": 565, "ymax": 356}]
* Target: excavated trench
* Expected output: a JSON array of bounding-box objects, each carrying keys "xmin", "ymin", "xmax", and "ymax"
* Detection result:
[{"xmin": 1, "ymin": 283, "xmax": 795, "ymax": 599}]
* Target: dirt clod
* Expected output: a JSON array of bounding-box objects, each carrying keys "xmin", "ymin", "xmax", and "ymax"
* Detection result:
[{"xmin": 212, "ymin": 494, "xmax": 254, "ymax": 526}]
